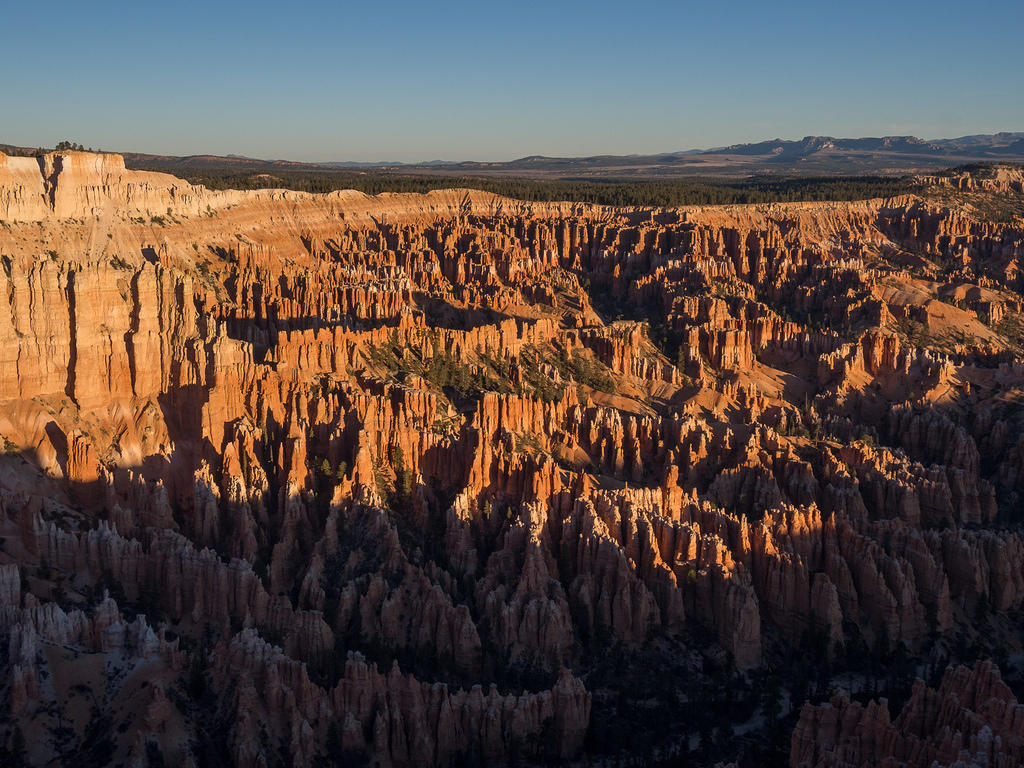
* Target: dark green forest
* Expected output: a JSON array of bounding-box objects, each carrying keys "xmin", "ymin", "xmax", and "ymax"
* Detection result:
[{"xmin": 125, "ymin": 165, "xmax": 917, "ymax": 207}]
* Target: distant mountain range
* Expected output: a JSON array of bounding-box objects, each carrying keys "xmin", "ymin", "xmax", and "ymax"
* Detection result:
[
  {"xmin": 705, "ymin": 133, "xmax": 1024, "ymax": 157},
  {"xmin": 5, "ymin": 132, "xmax": 1024, "ymax": 179},
  {"xmin": 383, "ymin": 133, "xmax": 1024, "ymax": 178}
]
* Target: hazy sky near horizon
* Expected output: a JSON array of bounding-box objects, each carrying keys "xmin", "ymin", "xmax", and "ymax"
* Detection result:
[{"xmin": 3, "ymin": 0, "xmax": 1022, "ymax": 162}]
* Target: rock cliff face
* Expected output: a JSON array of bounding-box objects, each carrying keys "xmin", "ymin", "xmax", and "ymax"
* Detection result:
[{"xmin": 1, "ymin": 152, "xmax": 1023, "ymax": 765}]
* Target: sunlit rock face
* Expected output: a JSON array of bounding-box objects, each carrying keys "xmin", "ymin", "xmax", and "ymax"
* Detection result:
[{"xmin": 1, "ymin": 152, "xmax": 1023, "ymax": 766}]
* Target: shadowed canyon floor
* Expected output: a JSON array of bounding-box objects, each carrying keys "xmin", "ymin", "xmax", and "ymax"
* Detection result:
[{"xmin": 1, "ymin": 151, "xmax": 1024, "ymax": 766}]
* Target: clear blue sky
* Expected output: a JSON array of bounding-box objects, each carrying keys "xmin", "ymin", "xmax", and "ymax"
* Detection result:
[{"xmin": 2, "ymin": 0, "xmax": 1021, "ymax": 162}]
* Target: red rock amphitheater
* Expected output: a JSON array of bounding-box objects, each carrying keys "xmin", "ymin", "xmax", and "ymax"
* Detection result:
[{"xmin": 1, "ymin": 150, "xmax": 1024, "ymax": 766}]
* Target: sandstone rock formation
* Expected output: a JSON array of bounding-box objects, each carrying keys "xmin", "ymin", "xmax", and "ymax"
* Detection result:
[
  {"xmin": 791, "ymin": 662, "xmax": 1024, "ymax": 768},
  {"xmin": 1, "ymin": 151, "xmax": 1023, "ymax": 765}
]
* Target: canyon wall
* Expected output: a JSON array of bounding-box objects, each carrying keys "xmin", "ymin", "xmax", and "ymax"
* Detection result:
[{"xmin": 1, "ymin": 151, "xmax": 1023, "ymax": 765}]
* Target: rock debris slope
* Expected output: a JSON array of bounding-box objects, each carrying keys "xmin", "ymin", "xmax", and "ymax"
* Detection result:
[{"xmin": 1, "ymin": 152, "xmax": 1024, "ymax": 766}]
